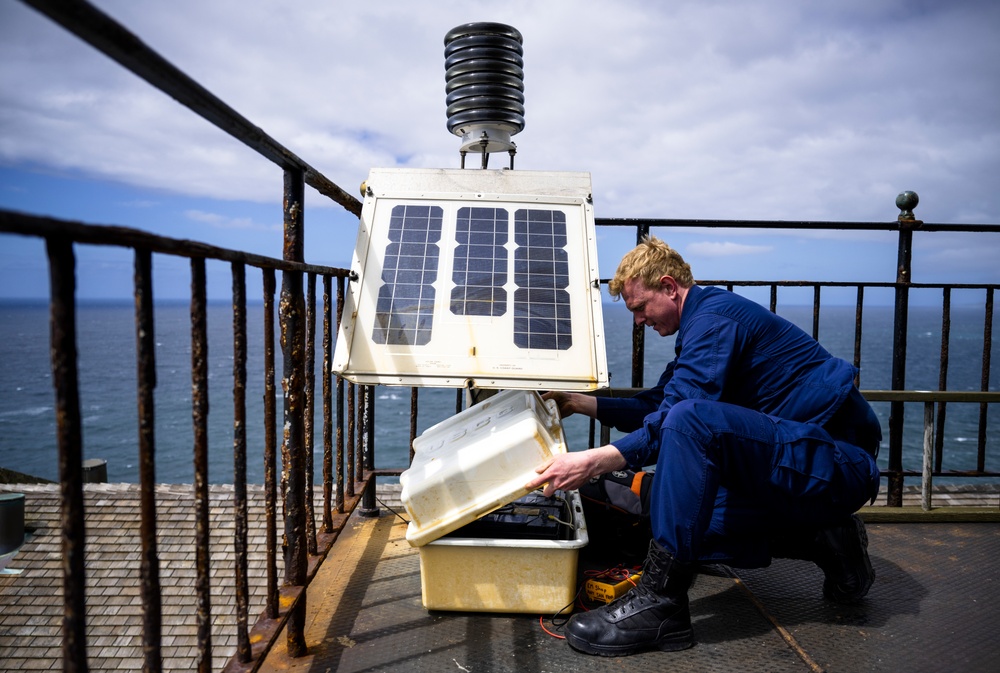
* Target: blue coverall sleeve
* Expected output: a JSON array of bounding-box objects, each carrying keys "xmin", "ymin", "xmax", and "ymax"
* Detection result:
[
  {"xmin": 614, "ymin": 312, "xmax": 748, "ymax": 468},
  {"xmin": 594, "ymin": 362, "xmax": 675, "ymax": 432}
]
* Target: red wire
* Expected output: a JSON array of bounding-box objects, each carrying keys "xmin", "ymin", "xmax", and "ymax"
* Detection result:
[
  {"xmin": 584, "ymin": 564, "xmax": 641, "ymax": 583},
  {"xmin": 539, "ymin": 615, "xmax": 566, "ymax": 639},
  {"xmin": 538, "ymin": 564, "xmax": 643, "ymax": 639}
]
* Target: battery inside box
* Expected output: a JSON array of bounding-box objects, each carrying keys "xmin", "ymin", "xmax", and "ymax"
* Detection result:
[{"xmin": 443, "ymin": 492, "xmax": 571, "ymax": 541}]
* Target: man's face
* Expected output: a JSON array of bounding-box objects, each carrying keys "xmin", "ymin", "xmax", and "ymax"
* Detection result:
[{"xmin": 622, "ymin": 276, "xmax": 682, "ymax": 337}]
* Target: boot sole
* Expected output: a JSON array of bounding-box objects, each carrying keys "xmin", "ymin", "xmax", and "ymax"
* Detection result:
[{"xmin": 566, "ymin": 629, "xmax": 694, "ymax": 656}]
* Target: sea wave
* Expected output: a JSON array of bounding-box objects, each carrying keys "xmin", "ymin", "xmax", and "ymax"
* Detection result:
[{"xmin": 0, "ymin": 406, "xmax": 52, "ymax": 419}]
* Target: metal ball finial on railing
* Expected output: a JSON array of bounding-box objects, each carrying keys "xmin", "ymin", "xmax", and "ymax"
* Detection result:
[{"xmin": 896, "ymin": 191, "xmax": 919, "ymax": 221}]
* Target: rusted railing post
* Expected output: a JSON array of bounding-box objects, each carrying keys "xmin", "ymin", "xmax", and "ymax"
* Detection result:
[
  {"xmin": 322, "ymin": 275, "xmax": 335, "ymax": 530},
  {"xmin": 134, "ymin": 248, "xmax": 163, "ymax": 673},
  {"xmin": 46, "ymin": 236, "xmax": 89, "ymax": 673},
  {"xmin": 979, "ymin": 288, "xmax": 994, "ymax": 472},
  {"xmin": 631, "ymin": 222, "xmax": 650, "ymax": 388},
  {"xmin": 922, "ymin": 401, "xmax": 934, "ymax": 511},
  {"xmin": 359, "ymin": 385, "xmax": 379, "ymax": 516},
  {"xmin": 304, "ymin": 273, "xmax": 318, "ymax": 555},
  {"xmin": 410, "ymin": 388, "xmax": 419, "ymax": 464},
  {"xmin": 346, "ymin": 380, "xmax": 356, "ymax": 498},
  {"xmin": 231, "ymin": 262, "xmax": 251, "ymax": 663},
  {"xmin": 935, "ymin": 288, "xmax": 952, "ymax": 472},
  {"xmin": 812, "ymin": 285, "xmax": 821, "ymax": 340},
  {"xmin": 336, "ymin": 277, "xmax": 347, "ymax": 512},
  {"xmin": 281, "ymin": 167, "xmax": 309, "ymax": 657},
  {"xmin": 190, "ymin": 257, "xmax": 213, "ymax": 673},
  {"xmin": 262, "ymin": 269, "xmax": 279, "ymax": 619},
  {"xmin": 363, "ymin": 386, "xmax": 374, "ymax": 486},
  {"xmin": 853, "ymin": 286, "xmax": 865, "ymax": 387},
  {"xmin": 887, "ymin": 191, "xmax": 919, "ymax": 506}
]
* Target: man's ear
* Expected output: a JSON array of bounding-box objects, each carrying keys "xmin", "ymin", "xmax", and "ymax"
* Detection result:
[{"xmin": 659, "ymin": 275, "xmax": 678, "ymax": 296}]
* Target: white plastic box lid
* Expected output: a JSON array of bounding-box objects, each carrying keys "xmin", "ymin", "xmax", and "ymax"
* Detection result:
[{"xmin": 400, "ymin": 389, "xmax": 567, "ymax": 547}]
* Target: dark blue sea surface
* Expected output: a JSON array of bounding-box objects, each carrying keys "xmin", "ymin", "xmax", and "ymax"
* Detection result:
[{"xmin": 0, "ymin": 298, "xmax": 997, "ymax": 485}]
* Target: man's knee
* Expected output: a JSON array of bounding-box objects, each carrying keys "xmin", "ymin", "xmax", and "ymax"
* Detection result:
[{"xmin": 662, "ymin": 399, "xmax": 714, "ymax": 438}]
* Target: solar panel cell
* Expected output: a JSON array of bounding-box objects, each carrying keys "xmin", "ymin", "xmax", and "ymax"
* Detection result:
[{"xmin": 373, "ymin": 205, "xmax": 443, "ymax": 346}]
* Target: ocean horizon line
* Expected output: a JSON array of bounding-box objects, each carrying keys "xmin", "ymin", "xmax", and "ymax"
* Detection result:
[{"xmin": 0, "ymin": 297, "xmax": 992, "ymax": 309}]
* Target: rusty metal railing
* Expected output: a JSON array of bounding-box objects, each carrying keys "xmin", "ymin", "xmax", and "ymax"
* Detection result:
[
  {"xmin": 8, "ymin": 0, "xmax": 384, "ymax": 671},
  {"xmin": 0, "ymin": 210, "xmax": 393, "ymax": 672}
]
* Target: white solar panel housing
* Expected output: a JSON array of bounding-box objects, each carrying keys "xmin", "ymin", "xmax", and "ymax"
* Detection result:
[{"xmin": 332, "ymin": 168, "xmax": 608, "ymax": 391}]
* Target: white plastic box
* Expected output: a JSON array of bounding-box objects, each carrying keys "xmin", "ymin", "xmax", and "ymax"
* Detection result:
[
  {"xmin": 418, "ymin": 490, "xmax": 587, "ymax": 613},
  {"xmin": 399, "ymin": 389, "xmax": 589, "ymax": 613}
]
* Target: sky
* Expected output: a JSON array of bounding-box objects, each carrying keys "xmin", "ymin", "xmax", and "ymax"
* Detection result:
[{"xmin": 1, "ymin": 0, "xmax": 998, "ymax": 304}]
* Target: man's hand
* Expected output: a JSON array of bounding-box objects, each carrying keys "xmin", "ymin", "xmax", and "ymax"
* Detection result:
[
  {"xmin": 525, "ymin": 445, "xmax": 628, "ymax": 497},
  {"xmin": 542, "ymin": 391, "xmax": 598, "ymax": 419}
]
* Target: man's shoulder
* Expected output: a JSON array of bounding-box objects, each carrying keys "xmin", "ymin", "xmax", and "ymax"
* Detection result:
[
  {"xmin": 684, "ymin": 285, "xmax": 789, "ymax": 336},
  {"xmin": 688, "ymin": 285, "xmax": 763, "ymax": 313}
]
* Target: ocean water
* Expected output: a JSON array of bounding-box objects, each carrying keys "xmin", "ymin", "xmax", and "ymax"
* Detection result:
[{"xmin": 0, "ymin": 298, "xmax": 997, "ymax": 485}]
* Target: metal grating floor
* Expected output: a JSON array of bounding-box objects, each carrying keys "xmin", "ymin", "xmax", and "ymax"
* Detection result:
[
  {"xmin": 736, "ymin": 523, "xmax": 1000, "ymax": 673},
  {"xmin": 258, "ymin": 513, "xmax": 1000, "ymax": 673}
]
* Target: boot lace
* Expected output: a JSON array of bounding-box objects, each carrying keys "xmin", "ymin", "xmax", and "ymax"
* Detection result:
[{"xmin": 607, "ymin": 552, "xmax": 668, "ymax": 616}]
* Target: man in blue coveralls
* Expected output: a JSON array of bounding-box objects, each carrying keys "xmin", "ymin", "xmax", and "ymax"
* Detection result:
[{"xmin": 527, "ymin": 236, "xmax": 881, "ymax": 656}]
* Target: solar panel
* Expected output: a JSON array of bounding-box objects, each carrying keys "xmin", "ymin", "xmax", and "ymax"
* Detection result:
[
  {"xmin": 513, "ymin": 209, "xmax": 571, "ymax": 350},
  {"xmin": 450, "ymin": 206, "xmax": 508, "ymax": 317},
  {"xmin": 372, "ymin": 205, "xmax": 443, "ymax": 346},
  {"xmin": 333, "ymin": 168, "xmax": 608, "ymax": 391}
]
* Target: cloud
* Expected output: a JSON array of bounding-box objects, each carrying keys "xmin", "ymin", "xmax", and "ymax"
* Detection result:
[
  {"xmin": 184, "ymin": 209, "xmax": 277, "ymax": 232},
  {"xmin": 117, "ymin": 199, "xmax": 159, "ymax": 208},
  {"xmin": 913, "ymin": 232, "xmax": 1000, "ymax": 283},
  {"xmin": 1, "ymin": 0, "xmax": 997, "ymax": 292},
  {"xmin": 687, "ymin": 241, "xmax": 773, "ymax": 257},
  {"xmin": 1, "ymin": 1, "xmax": 996, "ymax": 218}
]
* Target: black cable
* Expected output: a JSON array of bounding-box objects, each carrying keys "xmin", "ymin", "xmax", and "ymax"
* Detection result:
[{"xmin": 374, "ymin": 493, "xmax": 410, "ymax": 525}]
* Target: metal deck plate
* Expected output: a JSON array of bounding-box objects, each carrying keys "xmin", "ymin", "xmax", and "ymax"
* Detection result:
[
  {"xmin": 259, "ymin": 515, "xmax": 1000, "ymax": 673},
  {"xmin": 736, "ymin": 522, "xmax": 1000, "ymax": 673}
]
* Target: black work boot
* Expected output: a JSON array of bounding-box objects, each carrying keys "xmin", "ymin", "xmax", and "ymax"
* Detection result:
[
  {"xmin": 813, "ymin": 514, "xmax": 875, "ymax": 603},
  {"xmin": 565, "ymin": 540, "xmax": 694, "ymax": 656}
]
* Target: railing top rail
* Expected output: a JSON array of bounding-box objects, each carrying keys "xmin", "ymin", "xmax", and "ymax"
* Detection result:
[
  {"xmin": 589, "ymin": 387, "xmax": 1000, "ymax": 404},
  {"xmin": 595, "ymin": 217, "xmax": 1000, "ymax": 234},
  {"xmin": 0, "ymin": 209, "xmax": 351, "ymax": 277},
  {"xmin": 860, "ymin": 390, "xmax": 999, "ymax": 403},
  {"xmin": 21, "ymin": 0, "xmax": 363, "ymax": 218},
  {"xmin": 598, "ymin": 278, "xmax": 1000, "ymax": 290}
]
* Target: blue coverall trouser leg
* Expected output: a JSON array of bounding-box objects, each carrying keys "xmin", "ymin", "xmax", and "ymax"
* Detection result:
[{"xmin": 649, "ymin": 399, "xmax": 881, "ymax": 567}]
